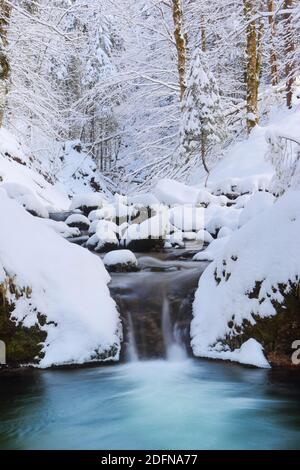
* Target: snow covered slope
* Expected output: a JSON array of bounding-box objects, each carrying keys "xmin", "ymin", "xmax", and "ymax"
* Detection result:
[
  {"xmin": 0, "ymin": 128, "xmax": 69, "ymax": 213},
  {"xmin": 0, "ymin": 191, "xmax": 121, "ymax": 367}
]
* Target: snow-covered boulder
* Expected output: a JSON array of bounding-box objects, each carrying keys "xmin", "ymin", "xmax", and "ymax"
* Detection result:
[
  {"xmin": 86, "ymin": 220, "xmax": 119, "ymax": 252},
  {"xmin": 238, "ymin": 191, "xmax": 275, "ymax": 227},
  {"xmin": 155, "ymin": 179, "xmax": 200, "ymax": 206},
  {"xmin": 121, "ymin": 206, "xmax": 169, "ymax": 251},
  {"xmin": 0, "ymin": 191, "xmax": 121, "ymax": 368},
  {"xmin": 39, "ymin": 219, "xmax": 80, "ymax": 239},
  {"xmin": 103, "ymin": 250, "xmax": 139, "ymax": 273},
  {"xmin": 0, "ymin": 182, "xmax": 49, "ymax": 218},
  {"xmin": 65, "ymin": 213, "xmax": 90, "ymax": 231},
  {"xmin": 69, "ymin": 192, "xmax": 106, "ymax": 216},
  {"xmin": 204, "ymin": 204, "xmax": 241, "ymax": 236},
  {"xmin": 196, "ymin": 229, "xmax": 214, "ymax": 244},
  {"xmin": 191, "ymin": 190, "xmax": 300, "ymax": 368},
  {"xmin": 193, "ymin": 236, "xmax": 230, "ymax": 262}
]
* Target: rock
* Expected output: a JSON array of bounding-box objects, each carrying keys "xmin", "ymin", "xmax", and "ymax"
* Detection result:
[
  {"xmin": 223, "ymin": 282, "xmax": 300, "ymax": 368},
  {"xmin": 0, "ymin": 280, "xmax": 47, "ymax": 367},
  {"xmin": 65, "ymin": 213, "xmax": 90, "ymax": 231},
  {"xmin": 103, "ymin": 250, "xmax": 139, "ymax": 273},
  {"xmin": 124, "ymin": 238, "xmax": 164, "ymax": 252}
]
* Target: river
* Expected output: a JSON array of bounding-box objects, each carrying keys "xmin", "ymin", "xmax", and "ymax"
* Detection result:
[{"xmin": 1, "ymin": 248, "xmax": 300, "ymax": 450}]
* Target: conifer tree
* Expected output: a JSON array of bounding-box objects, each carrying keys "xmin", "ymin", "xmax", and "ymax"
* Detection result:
[{"xmin": 180, "ymin": 48, "xmax": 226, "ymax": 175}]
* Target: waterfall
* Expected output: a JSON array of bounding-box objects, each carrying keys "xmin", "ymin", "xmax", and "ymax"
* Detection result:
[
  {"xmin": 162, "ymin": 295, "xmax": 187, "ymax": 362},
  {"xmin": 126, "ymin": 313, "xmax": 139, "ymax": 362}
]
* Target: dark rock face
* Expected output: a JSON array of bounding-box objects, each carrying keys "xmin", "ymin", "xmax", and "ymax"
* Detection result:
[
  {"xmin": 67, "ymin": 221, "xmax": 90, "ymax": 231},
  {"xmin": 106, "ymin": 262, "xmax": 140, "ymax": 273},
  {"xmin": 124, "ymin": 238, "xmax": 164, "ymax": 253},
  {"xmin": 223, "ymin": 282, "xmax": 300, "ymax": 368},
  {"xmin": 0, "ymin": 281, "xmax": 47, "ymax": 368}
]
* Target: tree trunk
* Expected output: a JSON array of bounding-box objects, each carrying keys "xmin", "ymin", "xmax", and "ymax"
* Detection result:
[
  {"xmin": 0, "ymin": 0, "xmax": 11, "ymax": 127},
  {"xmin": 267, "ymin": 0, "xmax": 278, "ymax": 86},
  {"xmin": 172, "ymin": 0, "xmax": 187, "ymax": 101},
  {"xmin": 283, "ymin": 0, "xmax": 295, "ymax": 109},
  {"xmin": 200, "ymin": 15, "xmax": 206, "ymax": 52},
  {"xmin": 244, "ymin": 0, "xmax": 259, "ymax": 133}
]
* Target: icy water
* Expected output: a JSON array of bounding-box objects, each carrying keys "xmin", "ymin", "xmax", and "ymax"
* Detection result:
[
  {"xmin": 1, "ymin": 360, "xmax": 300, "ymax": 449},
  {"xmin": 1, "ymin": 246, "xmax": 300, "ymax": 450}
]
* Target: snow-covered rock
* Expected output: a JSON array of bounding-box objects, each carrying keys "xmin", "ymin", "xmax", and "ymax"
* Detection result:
[
  {"xmin": 193, "ymin": 236, "xmax": 230, "ymax": 262},
  {"xmin": 103, "ymin": 250, "xmax": 139, "ymax": 272},
  {"xmin": 65, "ymin": 213, "xmax": 90, "ymax": 230},
  {"xmin": 39, "ymin": 219, "xmax": 80, "ymax": 239},
  {"xmin": 70, "ymin": 192, "xmax": 106, "ymax": 215},
  {"xmin": 196, "ymin": 229, "xmax": 214, "ymax": 244},
  {"xmin": 191, "ymin": 190, "xmax": 300, "ymax": 368},
  {"xmin": 122, "ymin": 205, "xmax": 169, "ymax": 251},
  {"xmin": 0, "ymin": 182, "xmax": 49, "ymax": 218},
  {"xmin": 155, "ymin": 178, "xmax": 228, "ymax": 207},
  {"xmin": 0, "ymin": 191, "xmax": 121, "ymax": 367},
  {"xmin": 87, "ymin": 220, "xmax": 119, "ymax": 252},
  {"xmin": 238, "ymin": 191, "xmax": 275, "ymax": 227},
  {"xmin": 217, "ymin": 226, "xmax": 233, "ymax": 239}
]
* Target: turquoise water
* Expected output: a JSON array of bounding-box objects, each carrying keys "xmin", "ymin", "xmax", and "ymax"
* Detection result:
[{"xmin": 1, "ymin": 359, "xmax": 300, "ymax": 450}]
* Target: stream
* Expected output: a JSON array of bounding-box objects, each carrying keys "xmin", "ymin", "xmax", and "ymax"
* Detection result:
[{"xmin": 1, "ymin": 247, "xmax": 300, "ymax": 450}]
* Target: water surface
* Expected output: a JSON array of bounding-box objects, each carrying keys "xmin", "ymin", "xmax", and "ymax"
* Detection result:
[{"xmin": 1, "ymin": 359, "xmax": 300, "ymax": 450}]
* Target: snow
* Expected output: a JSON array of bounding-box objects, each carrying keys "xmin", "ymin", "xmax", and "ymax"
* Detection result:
[
  {"xmin": 197, "ymin": 338, "xmax": 270, "ymax": 369},
  {"xmin": 193, "ymin": 236, "xmax": 229, "ymax": 262},
  {"xmin": 65, "ymin": 213, "xmax": 90, "ymax": 227},
  {"xmin": 238, "ymin": 191, "xmax": 275, "ymax": 227},
  {"xmin": 205, "ymin": 126, "xmax": 274, "ymax": 195},
  {"xmin": 170, "ymin": 206, "xmax": 204, "ymax": 232},
  {"xmin": 0, "ymin": 191, "xmax": 121, "ymax": 367},
  {"xmin": 70, "ymin": 192, "xmax": 107, "ymax": 211},
  {"xmin": 122, "ymin": 205, "xmax": 170, "ymax": 242},
  {"xmin": 217, "ymin": 226, "xmax": 233, "ymax": 239},
  {"xmin": 191, "ymin": 190, "xmax": 300, "ymax": 368},
  {"xmin": 103, "ymin": 250, "xmax": 138, "ymax": 267},
  {"xmin": 204, "ymin": 204, "xmax": 241, "ymax": 235},
  {"xmin": 0, "ymin": 128, "xmax": 69, "ymax": 212},
  {"xmin": 39, "ymin": 219, "xmax": 80, "ymax": 239},
  {"xmin": 0, "ymin": 182, "xmax": 50, "ymax": 218},
  {"xmin": 196, "ymin": 229, "xmax": 214, "ymax": 244},
  {"xmin": 155, "ymin": 178, "xmax": 228, "ymax": 207}
]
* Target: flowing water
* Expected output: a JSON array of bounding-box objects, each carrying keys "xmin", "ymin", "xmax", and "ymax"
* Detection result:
[{"xmin": 1, "ymin": 247, "xmax": 300, "ymax": 450}]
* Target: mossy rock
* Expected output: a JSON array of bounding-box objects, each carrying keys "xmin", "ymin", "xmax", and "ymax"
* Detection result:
[
  {"xmin": 223, "ymin": 282, "xmax": 300, "ymax": 367},
  {"xmin": 0, "ymin": 281, "xmax": 47, "ymax": 367}
]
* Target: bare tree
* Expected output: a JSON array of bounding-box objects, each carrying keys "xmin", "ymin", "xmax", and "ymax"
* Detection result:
[
  {"xmin": 172, "ymin": 0, "xmax": 187, "ymax": 100},
  {"xmin": 267, "ymin": 0, "xmax": 278, "ymax": 86},
  {"xmin": 244, "ymin": 0, "xmax": 259, "ymax": 133},
  {"xmin": 283, "ymin": 0, "xmax": 295, "ymax": 108}
]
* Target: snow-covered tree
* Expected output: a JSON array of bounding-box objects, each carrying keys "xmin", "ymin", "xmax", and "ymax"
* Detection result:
[{"xmin": 179, "ymin": 48, "xmax": 226, "ymax": 176}]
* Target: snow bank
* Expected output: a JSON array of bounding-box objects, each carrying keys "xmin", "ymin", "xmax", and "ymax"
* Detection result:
[
  {"xmin": 70, "ymin": 192, "xmax": 106, "ymax": 212},
  {"xmin": 0, "ymin": 128, "xmax": 69, "ymax": 212},
  {"xmin": 0, "ymin": 191, "xmax": 121, "ymax": 367},
  {"xmin": 155, "ymin": 178, "xmax": 228, "ymax": 206},
  {"xmin": 191, "ymin": 190, "xmax": 300, "ymax": 368},
  {"xmin": 238, "ymin": 191, "xmax": 275, "ymax": 227}
]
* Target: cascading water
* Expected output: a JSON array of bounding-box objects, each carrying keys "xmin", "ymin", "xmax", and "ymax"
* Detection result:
[
  {"xmin": 109, "ymin": 250, "xmax": 207, "ymax": 362},
  {"xmin": 162, "ymin": 295, "xmax": 187, "ymax": 361},
  {"xmin": 126, "ymin": 312, "xmax": 139, "ymax": 362}
]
